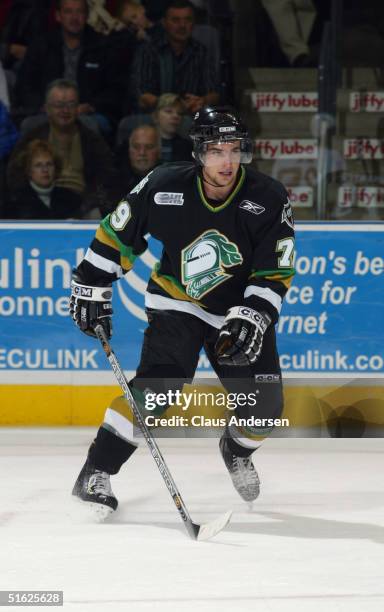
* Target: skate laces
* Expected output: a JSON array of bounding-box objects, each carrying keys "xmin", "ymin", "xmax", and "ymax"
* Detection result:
[
  {"xmin": 88, "ymin": 470, "xmax": 112, "ymax": 496},
  {"xmin": 233, "ymin": 454, "xmax": 250, "ymax": 474},
  {"xmin": 233, "ymin": 455, "xmax": 259, "ymax": 485}
]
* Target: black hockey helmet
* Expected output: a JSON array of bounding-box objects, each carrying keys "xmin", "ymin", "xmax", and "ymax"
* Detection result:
[{"xmin": 189, "ymin": 106, "xmax": 253, "ymax": 164}]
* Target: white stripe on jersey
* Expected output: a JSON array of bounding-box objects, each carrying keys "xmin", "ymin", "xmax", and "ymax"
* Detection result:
[
  {"xmin": 145, "ymin": 292, "xmax": 226, "ymax": 329},
  {"xmin": 84, "ymin": 248, "xmax": 123, "ymax": 277},
  {"xmin": 244, "ymin": 286, "xmax": 282, "ymax": 313}
]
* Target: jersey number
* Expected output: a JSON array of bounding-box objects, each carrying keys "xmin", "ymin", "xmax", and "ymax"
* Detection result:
[
  {"xmin": 110, "ymin": 201, "xmax": 131, "ymax": 231},
  {"xmin": 276, "ymin": 237, "xmax": 295, "ymax": 268}
]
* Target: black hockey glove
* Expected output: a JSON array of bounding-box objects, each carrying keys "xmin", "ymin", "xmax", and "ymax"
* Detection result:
[
  {"xmin": 215, "ymin": 306, "xmax": 271, "ymax": 367},
  {"xmin": 69, "ymin": 271, "xmax": 113, "ymax": 339}
]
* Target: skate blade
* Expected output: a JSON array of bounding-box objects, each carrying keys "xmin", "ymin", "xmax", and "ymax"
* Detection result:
[
  {"xmin": 196, "ymin": 510, "xmax": 232, "ymax": 541},
  {"xmin": 71, "ymin": 496, "xmax": 114, "ymax": 523},
  {"xmin": 88, "ymin": 501, "xmax": 114, "ymax": 523}
]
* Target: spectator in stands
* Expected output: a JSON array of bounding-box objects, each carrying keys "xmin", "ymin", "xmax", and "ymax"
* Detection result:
[
  {"xmin": 260, "ymin": 0, "xmax": 317, "ymax": 67},
  {"xmin": 0, "ymin": 100, "xmax": 19, "ymax": 217},
  {"xmin": 118, "ymin": 0, "xmax": 157, "ymax": 41},
  {"xmin": 5, "ymin": 139, "xmax": 83, "ymax": 219},
  {"xmin": 0, "ymin": 1, "xmax": 51, "ymax": 72},
  {"xmin": 115, "ymin": 124, "xmax": 161, "ymax": 197},
  {"xmin": 13, "ymin": 0, "xmax": 120, "ymax": 135},
  {"xmin": 7, "ymin": 79, "xmax": 116, "ymax": 218},
  {"xmin": 152, "ymin": 93, "xmax": 192, "ymax": 161},
  {"xmin": 130, "ymin": 0, "xmax": 219, "ymax": 113},
  {"xmin": 106, "ymin": 1, "xmax": 157, "ymax": 116}
]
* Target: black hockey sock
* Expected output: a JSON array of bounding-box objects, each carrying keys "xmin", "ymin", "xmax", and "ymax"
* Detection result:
[
  {"xmin": 225, "ymin": 431, "xmax": 255, "ymax": 458},
  {"xmin": 88, "ymin": 426, "xmax": 137, "ymax": 474}
]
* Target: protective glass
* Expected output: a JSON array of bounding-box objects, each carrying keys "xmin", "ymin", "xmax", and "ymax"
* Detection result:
[{"xmin": 194, "ymin": 138, "xmax": 253, "ymax": 166}]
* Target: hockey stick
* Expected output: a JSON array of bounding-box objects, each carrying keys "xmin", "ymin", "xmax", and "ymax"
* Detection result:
[{"xmin": 94, "ymin": 324, "xmax": 232, "ymax": 541}]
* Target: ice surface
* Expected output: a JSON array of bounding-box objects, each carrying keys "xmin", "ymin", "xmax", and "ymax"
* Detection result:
[{"xmin": 1, "ymin": 429, "xmax": 384, "ymax": 612}]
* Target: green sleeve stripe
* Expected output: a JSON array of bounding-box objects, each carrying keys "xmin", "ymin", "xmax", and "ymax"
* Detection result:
[
  {"xmin": 153, "ymin": 262, "xmax": 186, "ymax": 293},
  {"xmin": 249, "ymin": 268, "xmax": 296, "ymax": 279},
  {"xmin": 100, "ymin": 216, "xmax": 141, "ymax": 264}
]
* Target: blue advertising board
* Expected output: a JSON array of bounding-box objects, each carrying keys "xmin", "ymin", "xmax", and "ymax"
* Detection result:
[{"xmin": 0, "ymin": 222, "xmax": 383, "ymax": 378}]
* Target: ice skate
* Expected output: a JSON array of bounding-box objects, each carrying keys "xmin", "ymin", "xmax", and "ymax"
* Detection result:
[
  {"xmin": 219, "ymin": 434, "xmax": 260, "ymax": 502},
  {"xmin": 72, "ymin": 459, "xmax": 118, "ymax": 521}
]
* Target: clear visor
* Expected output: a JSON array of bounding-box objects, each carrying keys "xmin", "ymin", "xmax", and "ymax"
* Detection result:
[{"xmin": 194, "ymin": 137, "xmax": 253, "ymax": 166}]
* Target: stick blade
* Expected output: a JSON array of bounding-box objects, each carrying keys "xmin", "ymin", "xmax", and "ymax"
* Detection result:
[{"xmin": 196, "ymin": 510, "xmax": 232, "ymax": 541}]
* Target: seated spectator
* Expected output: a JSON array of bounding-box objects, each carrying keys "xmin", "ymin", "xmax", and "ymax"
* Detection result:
[
  {"xmin": 117, "ymin": 0, "xmax": 158, "ymax": 42},
  {"xmin": 5, "ymin": 139, "xmax": 83, "ymax": 219},
  {"xmin": 130, "ymin": 0, "xmax": 219, "ymax": 113},
  {"xmin": 0, "ymin": 100, "xmax": 19, "ymax": 217},
  {"xmin": 13, "ymin": 0, "xmax": 121, "ymax": 135},
  {"xmin": 260, "ymin": 0, "xmax": 317, "ymax": 67},
  {"xmin": 152, "ymin": 93, "xmax": 192, "ymax": 162},
  {"xmin": 0, "ymin": 1, "xmax": 51, "ymax": 73},
  {"xmin": 115, "ymin": 124, "xmax": 161, "ymax": 197},
  {"xmin": 106, "ymin": 2, "xmax": 156, "ymax": 115},
  {"xmin": 7, "ymin": 79, "xmax": 116, "ymax": 218}
]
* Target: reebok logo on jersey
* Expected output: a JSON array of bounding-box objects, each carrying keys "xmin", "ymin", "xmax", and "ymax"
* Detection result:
[
  {"xmin": 154, "ymin": 192, "xmax": 184, "ymax": 206},
  {"xmin": 239, "ymin": 200, "xmax": 265, "ymax": 215}
]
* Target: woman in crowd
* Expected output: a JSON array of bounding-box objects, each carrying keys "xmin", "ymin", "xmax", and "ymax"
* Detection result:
[
  {"xmin": 6, "ymin": 139, "xmax": 83, "ymax": 219},
  {"xmin": 152, "ymin": 93, "xmax": 192, "ymax": 162}
]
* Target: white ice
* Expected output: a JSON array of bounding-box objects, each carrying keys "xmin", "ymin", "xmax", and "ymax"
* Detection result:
[{"xmin": 1, "ymin": 429, "xmax": 384, "ymax": 612}]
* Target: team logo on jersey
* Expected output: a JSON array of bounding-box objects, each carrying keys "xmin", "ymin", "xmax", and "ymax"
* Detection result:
[
  {"xmin": 181, "ymin": 229, "xmax": 243, "ymax": 299},
  {"xmin": 239, "ymin": 200, "xmax": 265, "ymax": 215},
  {"xmin": 281, "ymin": 198, "xmax": 294, "ymax": 229},
  {"xmin": 154, "ymin": 192, "xmax": 184, "ymax": 206},
  {"xmin": 130, "ymin": 171, "xmax": 153, "ymax": 195}
]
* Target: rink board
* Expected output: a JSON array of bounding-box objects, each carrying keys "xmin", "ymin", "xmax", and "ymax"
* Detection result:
[{"xmin": 0, "ymin": 221, "xmax": 383, "ymax": 429}]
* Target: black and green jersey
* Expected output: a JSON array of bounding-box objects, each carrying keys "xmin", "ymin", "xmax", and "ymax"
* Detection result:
[{"xmin": 78, "ymin": 162, "xmax": 295, "ymax": 327}]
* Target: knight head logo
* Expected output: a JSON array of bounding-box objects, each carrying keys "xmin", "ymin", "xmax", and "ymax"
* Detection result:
[{"xmin": 181, "ymin": 229, "xmax": 243, "ymax": 299}]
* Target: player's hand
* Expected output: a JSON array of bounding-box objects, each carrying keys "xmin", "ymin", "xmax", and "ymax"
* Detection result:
[
  {"xmin": 215, "ymin": 306, "xmax": 271, "ymax": 366},
  {"xmin": 69, "ymin": 271, "xmax": 113, "ymax": 339}
]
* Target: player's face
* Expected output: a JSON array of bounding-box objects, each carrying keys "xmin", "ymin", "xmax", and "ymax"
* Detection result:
[
  {"xmin": 163, "ymin": 8, "xmax": 194, "ymax": 44},
  {"xmin": 29, "ymin": 152, "xmax": 55, "ymax": 188},
  {"xmin": 46, "ymin": 87, "xmax": 79, "ymax": 128},
  {"xmin": 129, "ymin": 129, "xmax": 159, "ymax": 174},
  {"xmin": 202, "ymin": 141, "xmax": 241, "ymax": 188},
  {"xmin": 156, "ymin": 104, "xmax": 183, "ymax": 137},
  {"xmin": 56, "ymin": 0, "xmax": 87, "ymax": 36}
]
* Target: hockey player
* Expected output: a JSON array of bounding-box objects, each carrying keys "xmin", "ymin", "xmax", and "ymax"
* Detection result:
[{"xmin": 70, "ymin": 106, "xmax": 295, "ymax": 517}]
